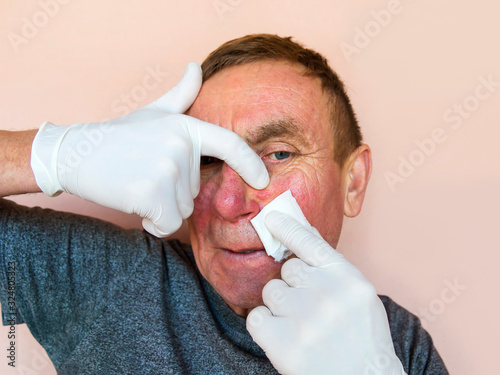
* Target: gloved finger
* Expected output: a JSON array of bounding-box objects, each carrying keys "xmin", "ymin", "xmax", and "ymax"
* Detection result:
[
  {"xmin": 175, "ymin": 179, "xmax": 195, "ymax": 219},
  {"xmin": 146, "ymin": 62, "xmax": 202, "ymax": 114},
  {"xmin": 142, "ymin": 212, "xmax": 182, "ymax": 238},
  {"xmin": 280, "ymin": 257, "xmax": 315, "ymax": 288},
  {"xmin": 142, "ymin": 217, "xmax": 168, "ymax": 238},
  {"xmin": 262, "ymin": 278, "xmax": 305, "ymax": 317},
  {"xmin": 141, "ymin": 190, "xmax": 184, "ymax": 237},
  {"xmin": 246, "ymin": 305, "xmax": 272, "ymax": 334},
  {"xmin": 262, "ymin": 279, "xmax": 288, "ymax": 315},
  {"xmin": 310, "ymin": 225, "xmax": 323, "ymax": 239},
  {"xmin": 185, "ymin": 118, "xmax": 201, "ymax": 197},
  {"xmin": 246, "ymin": 305, "xmax": 274, "ymax": 346},
  {"xmin": 246, "ymin": 306, "xmax": 289, "ymax": 353},
  {"xmin": 265, "ymin": 211, "xmax": 346, "ymax": 267},
  {"xmin": 151, "ymin": 154, "xmax": 194, "ymax": 221},
  {"xmin": 196, "ymin": 121, "xmax": 270, "ymax": 189}
]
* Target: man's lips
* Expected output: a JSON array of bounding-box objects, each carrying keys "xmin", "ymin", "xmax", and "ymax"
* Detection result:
[
  {"xmin": 219, "ymin": 247, "xmax": 274, "ymax": 266},
  {"xmin": 222, "ymin": 248, "xmax": 265, "ymax": 254},
  {"xmin": 214, "ymin": 245, "xmax": 285, "ymax": 269}
]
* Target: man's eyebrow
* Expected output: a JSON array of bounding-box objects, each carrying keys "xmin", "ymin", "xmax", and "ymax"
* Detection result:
[{"xmin": 244, "ymin": 118, "xmax": 310, "ymax": 147}]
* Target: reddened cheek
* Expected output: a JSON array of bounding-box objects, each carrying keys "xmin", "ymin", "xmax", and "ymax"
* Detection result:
[
  {"xmin": 190, "ymin": 179, "xmax": 220, "ymax": 233},
  {"xmin": 253, "ymin": 174, "xmax": 311, "ymax": 211},
  {"xmin": 193, "ymin": 183, "xmax": 215, "ymax": 215}
]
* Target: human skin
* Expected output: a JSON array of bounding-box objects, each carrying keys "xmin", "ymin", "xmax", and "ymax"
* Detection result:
[
  {"xmin": 187, "ymin": 61, "xmax": 371, "ymax": 317},
  {"xmin": 0, "ymin": 130, "xmax": 39, "ymax": 197}
]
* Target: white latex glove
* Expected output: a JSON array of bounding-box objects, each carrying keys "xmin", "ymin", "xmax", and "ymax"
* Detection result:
[
  {"xmin": 247, "ymin": 212, "xmax": 406, "ymax": 375},
  {"xmin": 31, "ymin": 62, "xmax": 269, "ymax": 237}
]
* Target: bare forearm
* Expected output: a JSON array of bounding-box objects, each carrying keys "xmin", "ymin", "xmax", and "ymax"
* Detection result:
[{"xmin": 0, "ymin": 130, "xmax": 41, "ymax": 197}]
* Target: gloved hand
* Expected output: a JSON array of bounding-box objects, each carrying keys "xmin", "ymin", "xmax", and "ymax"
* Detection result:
[
  {"xmin": 247, "ymin": 212, "xmax": 406, "ymax": 375},
  {"xmin": 31, "ymin": 62, "xmax": 269, "ymax": 237}
]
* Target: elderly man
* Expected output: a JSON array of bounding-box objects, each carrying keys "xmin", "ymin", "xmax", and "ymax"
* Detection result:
[{"xmin": 0, "ymin": 34, "xmax": 448, "ymax": 374}]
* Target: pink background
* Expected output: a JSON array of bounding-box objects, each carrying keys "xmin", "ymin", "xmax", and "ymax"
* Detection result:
[{"xmin": 1, "ymin": 1, "xmax": 498, "ymax": 373}]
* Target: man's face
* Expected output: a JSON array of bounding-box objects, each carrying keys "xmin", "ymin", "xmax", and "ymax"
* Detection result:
[{"xmin": 187, "ymin": 61, "xmax": 349, "ymax": 316}]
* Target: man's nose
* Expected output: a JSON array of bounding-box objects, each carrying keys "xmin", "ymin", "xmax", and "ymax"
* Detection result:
[{"xmin": 213, "ymin": 163, "xmax": 261, "ymax": 222}]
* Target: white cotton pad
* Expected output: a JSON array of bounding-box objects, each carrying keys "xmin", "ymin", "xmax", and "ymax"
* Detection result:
[{"xmin": 251, "ymin": 190, "xmax": 313, "ymax": 262}]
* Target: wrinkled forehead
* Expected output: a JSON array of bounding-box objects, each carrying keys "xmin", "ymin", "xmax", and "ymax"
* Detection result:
[{"xmin": 188, "ymin": 61, "xmax": 331, "ymax": 137}]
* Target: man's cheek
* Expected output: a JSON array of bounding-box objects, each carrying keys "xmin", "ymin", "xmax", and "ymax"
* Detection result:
[
  {"xmin": 290, "ymin": 188, "xmax": 318, "ymax": 225},
  {"xmin": 191, "ymin": 183, "xmax": 217, "ymax": 231},
  {"xmin": 254, "ymin": 174, "xmax": 312, "ymax": 212},
  {"xmin": 194, "ymin": 179, "xmax": 218, "ymax": 210}
]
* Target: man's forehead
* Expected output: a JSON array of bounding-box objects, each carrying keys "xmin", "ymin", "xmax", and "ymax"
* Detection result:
[
  {"xmin": 189, "ymin": 61, "xmax": 331, "ymax": 147},
  {"xmin": 197, "ymin": 61, "xmax": 322, "ymax": 101}
]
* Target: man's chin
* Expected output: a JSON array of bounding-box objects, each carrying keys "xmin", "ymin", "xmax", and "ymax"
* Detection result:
[
  {"xmin": 214, "ymin": 279, "xmax": 270, "ymax": 317},
  {"xmin": 223, "ymin": 294, "xmax": 264, "ymax": 318}
]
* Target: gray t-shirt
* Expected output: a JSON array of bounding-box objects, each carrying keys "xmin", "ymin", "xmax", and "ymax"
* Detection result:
[{"xmin": 0, "ymin": 199, "xmax": 449, "ymax": 374}]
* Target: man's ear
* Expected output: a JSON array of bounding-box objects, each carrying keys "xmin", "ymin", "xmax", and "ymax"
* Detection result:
[{"xmin": 343, "ymin": 144, "xmax": 372, "ymax": 218}]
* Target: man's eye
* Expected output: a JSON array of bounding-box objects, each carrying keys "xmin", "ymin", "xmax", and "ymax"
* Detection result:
[
  {"xmin": 268, "ymin": 151, "xmax": 291, "ymax": 161},
  {"xmin": 200, "ymin": 156, "xmax": 221, "ymax": 165}
]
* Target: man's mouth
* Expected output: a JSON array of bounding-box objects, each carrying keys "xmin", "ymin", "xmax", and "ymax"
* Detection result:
[
  {"xmin": 227, "ymin": 248, "xmax": 264, "ymax": 254},
  {"xmin": 240, "ymin": 250, "xmax": 257, "ymax": 254},
  {"xmin": 222, "ymin": 247, "xmax": 267, "ymax": 256},
  {"xmin": 218, "ymin": 247, "xmax": 282, "ymax": 268}
]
